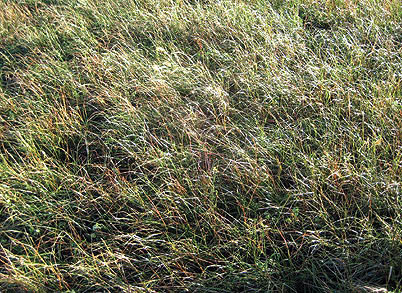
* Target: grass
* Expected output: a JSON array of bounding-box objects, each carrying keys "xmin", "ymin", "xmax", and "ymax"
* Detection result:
[{"xmin": 0, "ymin": 0, "xmax": 401, "ymax": 291}]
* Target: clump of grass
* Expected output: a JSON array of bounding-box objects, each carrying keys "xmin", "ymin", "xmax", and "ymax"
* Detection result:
[{"xmin": 1, "ymin": 0, "xmax": 402, "ymax": 291}]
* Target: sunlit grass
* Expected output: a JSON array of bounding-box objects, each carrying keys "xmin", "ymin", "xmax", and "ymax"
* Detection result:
[{"xmin": 0, "ymin": 0, "xmax": 401, "ymax": 291}]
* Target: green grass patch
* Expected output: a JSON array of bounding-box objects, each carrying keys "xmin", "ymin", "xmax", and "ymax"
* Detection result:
[{"xmin": 1, "ymin": 0, "xmax": 402, "ymax": 291}]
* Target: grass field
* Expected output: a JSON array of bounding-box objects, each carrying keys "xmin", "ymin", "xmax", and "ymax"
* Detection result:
[{"xmin": 1, "ymin": 0, "xmax": 402, "ymax": 291}]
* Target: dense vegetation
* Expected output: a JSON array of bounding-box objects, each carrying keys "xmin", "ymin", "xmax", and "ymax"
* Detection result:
[{"xmin": 1, "ymin": 0, "xmax": 401, "ymax": 291}]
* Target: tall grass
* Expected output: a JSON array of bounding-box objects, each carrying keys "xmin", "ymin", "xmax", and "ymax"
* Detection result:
[{"xmin": 1, "ymin": 0, "xmax": 401, "ymax": 291}]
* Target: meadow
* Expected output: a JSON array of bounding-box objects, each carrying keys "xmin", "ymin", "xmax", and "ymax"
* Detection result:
[{"xmin": 0, "ymin": 0, "xmax": 402, "ymax": 291}]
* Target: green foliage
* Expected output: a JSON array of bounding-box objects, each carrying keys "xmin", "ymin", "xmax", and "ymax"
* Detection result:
[{"xmin": 0, "ymin": 0, "xmax": 401, "ymax": 291}]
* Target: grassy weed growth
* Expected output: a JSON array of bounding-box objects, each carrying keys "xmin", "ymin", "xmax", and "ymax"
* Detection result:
[{"xmin": 0, "ymin": 0, "xmax": 402, "ymax": 291}]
